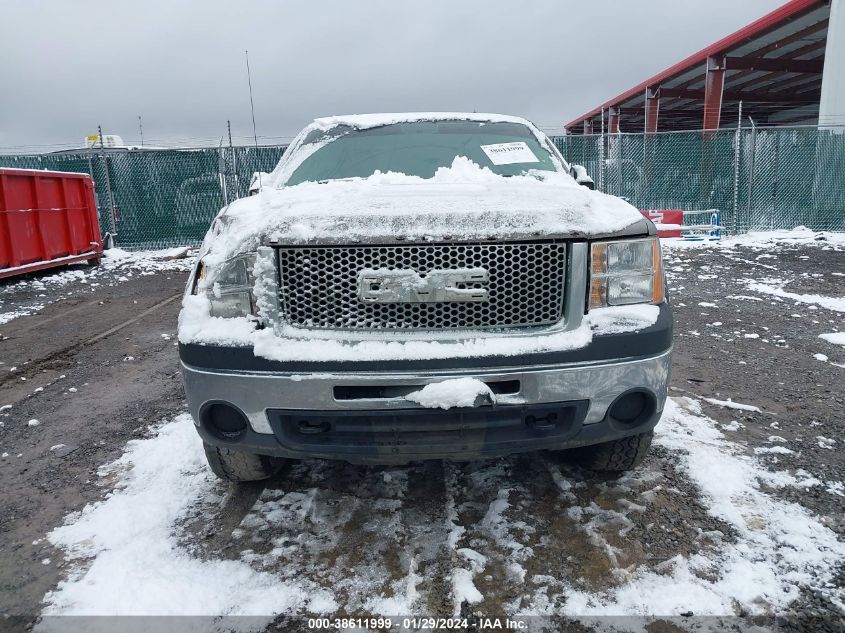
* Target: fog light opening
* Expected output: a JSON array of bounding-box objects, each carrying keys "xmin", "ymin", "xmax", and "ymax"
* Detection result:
[
  {"xmin": 607, "ymin": 390, "xmax": 656, "ymax": 428},
  {"xmin": 202, "ymin": 402, "xmax": 249, "ymax": 440}
]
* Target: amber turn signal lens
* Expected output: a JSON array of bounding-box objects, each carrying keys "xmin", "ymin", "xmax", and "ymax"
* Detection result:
[
  {"xmin": 591, "ymin": 243, "xmax": 607, "ymax": 275},
  {"xmin": 651, "ymin": 239, "xmax": 665, "ymax": 304},
  {"xmin": 589, "ymin": 278, "xmax": 606, "ymax": 310}
]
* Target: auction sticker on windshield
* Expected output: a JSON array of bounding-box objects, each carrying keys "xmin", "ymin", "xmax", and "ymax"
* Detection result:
[{"xmin": 480, "ymin": 141, "xmax": 539, "ymax": 165}]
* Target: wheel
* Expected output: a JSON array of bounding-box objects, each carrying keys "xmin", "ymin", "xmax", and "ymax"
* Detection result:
[
  {"xmin": 202, "ymin": 442, "xmax": 284, "ymax": 482},
  {"xmin": 568, "ymin": 432, "xmax": 653, "ymax": 472}
]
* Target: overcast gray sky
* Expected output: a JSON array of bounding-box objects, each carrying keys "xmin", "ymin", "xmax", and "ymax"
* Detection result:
[{"xmin": 0, "ymin": 0, "xmax": 783, "ymax": 152}]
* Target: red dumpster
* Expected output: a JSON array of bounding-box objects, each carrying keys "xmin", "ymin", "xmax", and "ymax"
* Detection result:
[
  {"xmin": 0, "ymin": 168, "xmax": 103, "ymax": 280},
  {"xmin": 640, "ymin": 209, "xmax": 684, "ymax": 238}
]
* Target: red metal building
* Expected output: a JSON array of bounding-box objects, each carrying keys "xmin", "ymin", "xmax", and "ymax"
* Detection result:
[{"xmin": 565, "ymin": 0, "xmax": 834, "ymax": 134}]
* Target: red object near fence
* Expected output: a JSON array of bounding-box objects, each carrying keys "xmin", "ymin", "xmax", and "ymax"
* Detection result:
[
  {"xmin": 0, "ymin": 168, "xmax": 103, "ymax": 280},
  {"xmin": 640, "ymin": 209, "xmax": 684, "ymax": 238}
]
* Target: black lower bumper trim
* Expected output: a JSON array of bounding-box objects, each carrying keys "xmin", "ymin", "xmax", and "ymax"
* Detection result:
[{"xmin": 195, "ymin": 400, "xmax": 661, "ymax": 465}]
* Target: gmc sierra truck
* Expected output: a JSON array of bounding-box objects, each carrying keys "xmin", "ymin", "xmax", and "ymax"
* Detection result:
[{"xmin": 178, "ymin": 112, "xmax": 672, "ymax": 482}]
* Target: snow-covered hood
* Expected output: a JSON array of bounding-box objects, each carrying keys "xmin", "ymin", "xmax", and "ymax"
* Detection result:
[{"xmin": 200, "ymin": 157, "xmax": 648, "ymax": 267}]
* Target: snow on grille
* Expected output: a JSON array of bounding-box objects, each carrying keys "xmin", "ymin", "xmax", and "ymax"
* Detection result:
[{"xmin": 276, "ymin": 242, "xmax": 566, "ymax": 330}]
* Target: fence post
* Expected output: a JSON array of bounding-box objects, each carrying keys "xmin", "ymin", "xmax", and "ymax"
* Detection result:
[
  {"xmin": 227, "ymin": 119, "xmax": 240, "ymax": 200},
  {"xmin": 771, "ymin": 132, "xmax": 782, "ymax": 230},
  {"xmin": 597, "ymin": 133, "xmax": 604, "ymax": 192},
  {"xmin": 745, "ymin": 118, "xmax": 757, "ymax": 234},
  {"xmin": 97, "ymin": 126, "xmax": 118, "ymax": 238},
  {"xmin": 217, "ymin": 144, "xmax": 228, "ymax": 207},
  {"xmin": 101, "ymin": 154, "xmax": 117, "ymax": 238},
  {"xmin": 732, "ymin": 103, "xmax": 742, "ymax": 235}
]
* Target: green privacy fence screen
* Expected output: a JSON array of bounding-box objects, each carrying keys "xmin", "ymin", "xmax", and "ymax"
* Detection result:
[
  {"xmin": 553, "ymin": 126, "xmax": 845, "ymax": 235},
  {"xmin": 0, "ymin": 145, "xmax": 287, "ymax": 250},
  {"xmin": 1, "ymin": 126, "xmax": 843, "ymax": 249}
]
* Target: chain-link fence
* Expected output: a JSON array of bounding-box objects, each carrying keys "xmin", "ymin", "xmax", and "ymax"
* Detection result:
[
  {"xmin": 0, "ymin": 145, "xmax": 286, "ymax": 250},
  {"xmin": 1, "ymin": 125, "xmax": 843, "ymax": 250},
  {"xmin": 554, "ymin": 125, "xmax": 845, "ymax": 234}
]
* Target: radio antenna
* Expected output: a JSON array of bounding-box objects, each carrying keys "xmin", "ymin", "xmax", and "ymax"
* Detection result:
[
  {"xmin": 245, "ymin": 50, "xmax": 260, "ymax": 149},
  {"xmin": 245, "ymin": 49, "xmax": 261, "ymax": 189}
]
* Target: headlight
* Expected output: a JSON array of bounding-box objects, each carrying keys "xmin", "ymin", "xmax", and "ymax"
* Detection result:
[
  {"xmin": 193, "ymin": 253, "xmax": 257, "ymax": 318},
  {"xmin": 589, "ymin": 237, "xmax": 665, "ymax": 309}
]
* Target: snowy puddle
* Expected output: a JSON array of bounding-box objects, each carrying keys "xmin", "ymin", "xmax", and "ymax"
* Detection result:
[{"xmin": 41, "ymin": 399, "xmax": 845, "ymax": 629}]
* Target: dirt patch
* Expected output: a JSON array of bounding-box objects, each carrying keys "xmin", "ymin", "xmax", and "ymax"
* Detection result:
[{"xmin": 0, "ymin": 269, "xmax": 189, "ymax": 617}]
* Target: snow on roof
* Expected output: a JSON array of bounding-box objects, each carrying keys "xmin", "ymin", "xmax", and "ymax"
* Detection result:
[{"xmin": 311, "ymin": 112, "xmax": 534, "ymax": 131}]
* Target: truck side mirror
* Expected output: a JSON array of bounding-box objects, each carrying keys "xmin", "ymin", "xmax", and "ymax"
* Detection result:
[
  {"xmin": 569, "ymin": 165, "xmax": 595, "ymax": 190},
  {"xmin": 248, "ymin": 171, "xmax": 270, "ymax": 195}
]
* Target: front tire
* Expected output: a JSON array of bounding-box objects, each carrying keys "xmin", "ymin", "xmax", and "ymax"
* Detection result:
[
  {"xmin": 203, "ymin": 443, "xmax": 284, "ymax": 482},
  {"xmin": 568, "ymin": 432, "xmax": 653, "ymax": 472}
]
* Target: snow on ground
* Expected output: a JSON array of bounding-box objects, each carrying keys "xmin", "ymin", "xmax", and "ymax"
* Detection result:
[
  {"xmin": 41, "ymin": 415, "xmax": 334, "ymax": 624},
  {"xmin": 0, "ymin": 248, "xmax": 194, "ymax": 327},
  {"xmin": 98, "ymin": 247, "xmax": 194, "ymax": 274},
  {"xmin": 527, "ymin": 398, "xmax": 845, "ymax": 619},
  {"xmin": 662, "ymin": 226, "xmax": 845, "ymax": 252},
  {"xmin": 747, "ymin": 281, "xmax": 845, "ymax": 313},
  {"xmin": 820, "ymin": 332, "xmax": 845, "ymax": 346},
  {"xmin": 664, "ymin": 228, "xmax": 845, "ymax": 364},
  {"xmin": 702, "ymin": 397, "xmax": 762, "ymax": 413},
  {"xmin": 41, "ymin": 398, "xmax": 845, "ymax": 627},
  {"xmin": 0, "ymin": 304, "xmax": 44, "ymax": 326}
]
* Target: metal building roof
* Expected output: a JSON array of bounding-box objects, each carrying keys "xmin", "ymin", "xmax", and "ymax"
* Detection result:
[{"xmin": 565, "ymin": 0, "xmax": 830, "ymax": 133}]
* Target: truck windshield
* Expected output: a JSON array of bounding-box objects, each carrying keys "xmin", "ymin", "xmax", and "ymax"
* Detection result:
[{"xmin": 284, "ymin": 120, "xmax": 559, "ymax": 186}]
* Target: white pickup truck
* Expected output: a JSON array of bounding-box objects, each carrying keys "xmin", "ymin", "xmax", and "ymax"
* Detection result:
[{"xmin": 178, "ymin": 112, "xmax": 672, "ymax": 482}]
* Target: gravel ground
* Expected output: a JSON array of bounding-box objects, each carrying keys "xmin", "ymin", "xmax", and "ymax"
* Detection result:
[
  {"xmin": 0, "ymin": 236, "xmax": 843, "ymax": 632},
  {"xmin": 665, "ymin": 239, "xmax": 845, "ymax": 532}
]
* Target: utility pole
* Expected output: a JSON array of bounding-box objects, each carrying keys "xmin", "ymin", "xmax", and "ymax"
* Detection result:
[{"xmin": 138, "ymin": 115, "xmax": 144, "ymax": 147}]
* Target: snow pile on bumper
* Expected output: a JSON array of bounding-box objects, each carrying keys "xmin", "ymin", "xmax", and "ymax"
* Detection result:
[{"xmin": 405, "ymin": 378, "xmax": 496, "ymax": 409}]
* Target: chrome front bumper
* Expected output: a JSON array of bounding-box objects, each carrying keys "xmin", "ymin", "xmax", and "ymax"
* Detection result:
[{"xmin": 181, "ymin": 350, "xmax": 671, "ymax": 461}]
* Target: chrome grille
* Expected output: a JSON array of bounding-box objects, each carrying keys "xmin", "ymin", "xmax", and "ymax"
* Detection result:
[{"xmin": 276, "ymin": 242, "xmax": 566, "ymax": 330}]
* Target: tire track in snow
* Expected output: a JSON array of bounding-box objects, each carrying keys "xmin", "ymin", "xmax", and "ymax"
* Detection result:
[
  {"xmin": 231, "ymin": 459, "xmax": 412, "ymax": 613},
  {"xmin": 444, "ymin": 455, "xmax": 540, "ymax": 615},
  {"xmin": 443, "ymin": 452, "xmax": 678, "ymax": 615},
  {"xmin": 226, "ymin": 458, "xmax": 459, "ymax": 617},
  {"xmin": 394, "ymin": 459, "xmax": 453, "ymax": 617},
  {"xmin": 525, "ymin": 454, "xmax": 705, "ymax": 612}
]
